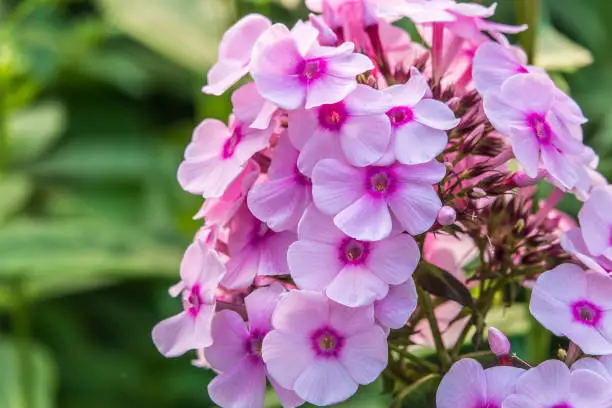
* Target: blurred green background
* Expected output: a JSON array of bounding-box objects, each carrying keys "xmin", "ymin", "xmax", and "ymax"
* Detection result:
[{"xmin": 0, "ymin": 0, "xmax": 610, "ymax": 407}]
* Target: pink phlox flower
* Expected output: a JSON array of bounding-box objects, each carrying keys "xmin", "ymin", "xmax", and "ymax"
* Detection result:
[
  {"xmin": 250, "ymin": 21, "xmax": 373, "ymax": 110},
  {"xmin": 194, "ymin": 159, "xmax": 261, "ymax": 225},
  {"xmin": 374, "ymin": 279, "xmax": 418, "ymax": 329},
  {"xmin": 288, "ymin": 205, "xmax": 420, "ymax": 307},
  {"xmin": 222, "ymin": 205, "xmax": 296, "ymax": 290},
  {"xmin": 379, "ymin": 0, "xmax": 496, "ymax": 25},
  {"xmin": 572, "ymin": 355, "xmax": 612, "ymax": 384},
  {"xmin": 502, "ymin": 359, "xmax": 612, "ymax": 408},
  {"xmin": 378, "ymin": 67, "xmax": 459, "ymax": 165},
  {"xmin": 312, "ymin": 157, "xmax": 445, "ymax": 240},
  {"xmin": 436, "ymin": 358, "xmax": 524, "ymax": 408},
  {"xmin": 488, "ymin": 327, "xmax": 511, "ymax": 358},
  {"xmin": 247, "ymin": 133, "xmax": 313, "ymax": 232},
  {"xmin": 205, "ymin": 284, "xmax": 303, "ymax": 408},
  {"xmin": 202, "ymin": 14, "xmax": 272, "ymax": 96},
  {"xmin": 483, "ymin": 73, "xmax": 588, "ymax": 189},
  {"xmin": 262, "ymin": 290, "xmax": 388, "ymax": 406},
  {"xmin": 232, "ymin": 82, "xmax": 280, "ymax": 130},
  {"xmin": 288, "ymin": 84, "xmax": 392, "ymax": 175},
  {"xmin": 177, "ymin": 113, "xmax": 274, "ymax": 198},
  {"xmin": 577, "ymin": 185, "xmax": 612, "ymax": 260},
  {"xmin": 152, "ymin": 243, "xmax": 226, "ymax": 357},
  {"xmin": 562, "ymin": 229, "xmax": 612, "ymax": 276},
  {"xmin": 530, "ymin": 263, "xmax": 612, "ymax": 355}
]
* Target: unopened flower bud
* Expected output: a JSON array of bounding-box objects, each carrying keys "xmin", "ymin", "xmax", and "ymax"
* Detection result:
[
  {"xmin": 469, "ymin": 187, "xmax": 487, "ymax": 199},
  {"xmin": 437, "ymin": 206, "xmax": 456, "ymax": 226},
  {"xmin": 488, "ymin": 327, "xmax": 512, "ymax": 366}
]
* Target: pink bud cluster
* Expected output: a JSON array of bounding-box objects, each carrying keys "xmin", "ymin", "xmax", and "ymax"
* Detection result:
[{"xmin": 151, "ymin": 0, "xmax": 612, "ymax": 407}]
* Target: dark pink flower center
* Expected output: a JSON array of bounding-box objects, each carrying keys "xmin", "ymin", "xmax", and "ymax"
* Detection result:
[
  {"xmin": 339, "ymin": 238, "xmax": 370, "ymax": 265},
  {"xmin": 311, "ymin": 327, "xmax": 344, "ymax": 357},
  {"xmin": 571, "ymin": 300, "xmax": 603, "ymax": 327},
  {"xmin": 245, "ymin": 330, "xmax": 265, "ymax": 357},
  {"xmin": 299, "ymin": 58, "xmax": 327, "ymax": 82},
  {"xmin": 386, "ymin": 106, "xmax": 414, "ymax": 127},
  {"xmin": 318, "ymin": 102, "xmax": 348, "ymax": 131},
  {"xmin": 608, "ymin": 225, "xmax": 612, "ymax": 247},
  {"xmin": 516, "ymin": 64, "xmax": 529, "ymax": 74},
  {"xmin": 551, "ymin": 404, "xmax": 572, "ymax": 408},
  {"xmin": 366, "ymin": 167, "xmax": 395, "ymax": 196},
  {"xmin": 186, "ymin": 284, "xmax": 203, "ymax": 317},
  {"xmin": 222, "ymin": 127, "xmax": 243, "ymax": 159},
  {"xmin": 475, "ymin": 402, "xmax": 500, "ymax": 408},
  {"xmin": 526, "ymin": 113, "xmax": 552, "ymax": 145}
]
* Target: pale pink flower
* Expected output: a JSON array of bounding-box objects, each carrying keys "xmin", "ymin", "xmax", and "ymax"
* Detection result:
[
  {"xmin": 250, "ymin": 22, "xmax": 373, "ymax": 110},
  {"xmin": 530, "ymin": 263, "xmax": 612, "ymax": 355},
  {"xmin": 288, "ymin": 84, "xmax": 392, "ymax": 175},
  {"xmin": 231, "ymin": 82, "xmax": 279, "ymax": 130},
  {"xmin": 194, "ymin": 160, "xmax": 260, "ymax": 225},
  {"xmin": 152, "ymin": 243, "xmax": 225, "ymax": 357},
  {"xmin": 374, "ymin": 279, "xmax": 418, "ymax": 329},
  {"xmin": 572, "ymin": 356, "xmax": 612, "ymax": 383},
  {"xmin": 262, "ymin": 290, "xmax": 387, "ymax": 406},
  {"xmin": 561, "ymin": 228, "xmax": 612, "ymax": 275},
  {"xmin": 577, "ymin": 185, "xmax": 612, "ymax": 260},
  {"xmin": 308, "ymin": 13, "xmax": 338, "ymax": 46},
  {"xmin": 205, "ymin": 284, "xmax": 303, "ymax": 408},
  {"xmin": 177, "ymin": 116, "xmax": 274, "ymax": 198},
  {"xmin": 436, "ymin": 358, "xmax": 524, "ymax": 408},
  {"xmin": 502, "ymin": 359, "xmax": 612, "ymax": 408},
  {"xmin": 222, "ymin": 206, "xmax": 296, "ymax": 289},
  {"xmin": 202, "ymin": 14, "xmax": 272, "ymax": 95},
  {"xmin": 377, "ymin": 68, "xmax": 459, "ymax": 165},
  {"xmin": 247, "ymin": 133, "xmax": 312, "ymax": 232},
  {"xmin": 483, "ymin": 73, "xmax": 587, "ymax": 189},
  {"xmin": 312, "ymin": 158, "xmax": 445, "ymax": 240},
  {"xmin": 288, "ymin": 205, "xmax": 420, "ymax": 307}
]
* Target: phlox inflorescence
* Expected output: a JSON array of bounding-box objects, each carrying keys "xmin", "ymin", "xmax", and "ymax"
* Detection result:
[{"xmin": 152, "ymin": 0, "xmax": 612, "ymax": 407}]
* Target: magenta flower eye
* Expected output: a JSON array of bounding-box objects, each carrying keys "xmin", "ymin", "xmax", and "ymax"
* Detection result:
[
  {"xmin": 300, "ymin": 57, "xmax": 327, "ymax": 82},
  {"xmin": 368, "ymin": 170, "xmax": 392, "ymax": 194},
  {"xmin": 572, "ymin": 300, "xmax": 603, "ymax": 327},
  {"xmin": 339, "ymin": 238, "xmax": 369, "ymax": 264},
  {"xmin": 386, "ymin": 106, "xmax": 414, "ymax": 126},
  {"xmin": 526, "ymin": 113, "xmax": 552, "ymax": 144},
  {"xmin": 222, "ymin": 128, "xmax": 243, "ymax": 159},
  {"xmin": 317, "ymin": 102, "xmax": 348, "ymax": 131},
  {"xmin": 311, "ymin": 327, "xmax": 344, "ymax": 356}
]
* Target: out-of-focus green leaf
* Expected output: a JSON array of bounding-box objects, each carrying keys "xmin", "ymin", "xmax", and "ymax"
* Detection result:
[
  {"xmin": 0, "ymin": 174, "xmax": 33, "ymax": 223},
  {"xmin": 0, "ymin": 218, "xmax": 183, "ymax": 283},
  {"xmin": 7, "ymin": 100, "xmax": 66, "ymax": 164},
  {"xmin": 0, "ymin": 339, "xmax": 57, "ymax": 408},
  {"xmin": 96, "ymin": 0, "xmax": 234, "ymax": 72},
  {"xmin": 415, "ymin": 263, "xmax": 474, "ymax": 308},
  {"xmin": 391, "ymin": 374, "xmax": 440, "ymax": 408},
  {"xmin": 535, "ymin": 26, "xmax": 593, "ymax": 72},
  {"xmin": 486, "ymin": 303, "xmax": 530, "ymax": 337}
]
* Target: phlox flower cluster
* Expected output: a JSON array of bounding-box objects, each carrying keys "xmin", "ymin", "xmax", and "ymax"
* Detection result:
[{"xmin": 151, "ymin": 0, "xmax": 612, "ymax": 406}]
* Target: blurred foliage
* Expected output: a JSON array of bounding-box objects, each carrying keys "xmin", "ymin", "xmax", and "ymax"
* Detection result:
[{"xmin": 0, "ymin": 0, "xmax": 609, "ymax": 407}]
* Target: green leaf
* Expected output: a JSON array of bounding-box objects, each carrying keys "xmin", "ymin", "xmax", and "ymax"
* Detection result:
[
  {"xmin": 391, "ymin": 374, "xmax": 441, "ymax": 408},
  {"xmin": 535, "ymin": 26, "xmax": 593, "ymax": 73},
  {"xmin": 95, "ymin": 0, "xmax": 234, "ymax": 72},
  {"xmin": 0, "ymin": 174, "xmax": 33, "ymax": 223},
  {"xmin": 7, "ymin": 100, "xmax": 67, "ymax": 164},
  {"xmin": 0, "ymin": 339, "xmax": 57, "ymax": 408},
  {"xmin": 415, "ymin": 263, "xmax": 474, "ymax": 308}
]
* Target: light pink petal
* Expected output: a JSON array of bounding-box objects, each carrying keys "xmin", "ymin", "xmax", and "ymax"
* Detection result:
[
  {"xmin": 203, "ymin": 61, "xmax": 249, "ymax": 96},
  {"xmin": 324, "ymin": 49, "xmax": 374, "ymax": 78},
  {"xmin": 328, "ymin": 302, "xmax": 375, "ymax": 337},
  {"xmin": 484, "ymin": 366, "xmax": 525, "ymax": 405},
  {"xmin": 231, "ymin": 82, "xmax": 267, "ymax": 125},
  {"xmin": 436, "ymin": 359, "xmax": 487, "ymax": 408},
  {"xmin": 451, "ymin": 2, "xmax": 496, "ymax": 17},
  {"xmin": 223, "ymin": 249, "xmax": 259, "ymax": 289},
  {"xmin": 368, "ymin": 234, "xmax": 420, "ymax": 284},
  {"xmin": 259, "ymin": 230, "xmax": 296, "ymax": 276},
  {"xmin": 383, "ymin": 70, "xmax": 428, "ymax": 106},
  {"xmin": 287, "ymin": 108, "xmax": 318, "ymax": 150},
  {"xmin": 572, "ymin": 358, "xmax": 611, "ymax": 381},
  {"xmin": 293, "ymin": 358, "xmax": 358, "ymax": 406},
  {"xmin": 483, "ymin": 92, "xmax": 525, "ymax": 136},
  {"xmin": 340, "ymin": 114, "xmax": 391, "ymax": 167},
  {"xmin": 541, "ymin": 144, "xmax": 579, "ymax": 189},
  {"xmin": 262, "ymin": 330, "xmax": 315, "ymax": 390},
  {"xmin": 234, "ymin": 126, "xmax": 274, "ymax": 163},
  {"xmin": 247, "ymin": 176, "xmax": 311, "ymax": 232},
  {"xmin": 312, "ymin": 159, "xmax": 365, "ymax": 214},
  {"xmin": 205, "ymin": 310, "xmax": 249, "ymax": 371},
  {"xmin": 253, "ymin": 71, "xmax": 305, "ymax": 110},
  {"xmin": 152, "ymin": 306, "xmax": 214, "ymax": 358},
  {"xmin": 272, "ymin": 290, "xmax": 329, "ymax": 335},
  {"xmin": 245, "ymin": 283, "xmax": 284, "ymax": 334},
  {"xmin": 343, "ymin": 84, "xmax": 393, "ymax": 116},
  {"xmin": 297, "ymin": 131, "xmax": 345, "ymax": 177},
  {"xmin": 306, "ymin": 74, "xmax": 358, "ymax": 109},
  {"xmin": 585, "ymin": 272, "xmax": 612, "ymax": 310},
  {"xmin": 388, "ymin": 184, "xmax": 441, "ymax": 236},
  {"xmin": 393, "ymin": 160, "xmax": 447, "ymax": 184},
  {"xmin": 334, "ymin": 195, "xmax": 393, "ymax": 241},
  {"xmin": 288, "ymin": 241, "xmax": 342, "ymax": 290},
  {"xmin": 501, "ymin": 396, "xmax": 544, "ymax": 408},
  {"xmin": 500, "ymin": 73, "xmax": 555, "ymax": 114},
  {"xmin": 269, "ymin": 376, "xmax": 305, "ymax": 408},
  {"xmin": 339, "ymin": 326, "xmax": 388, "ymax": 384},
  {"xmin": 268, "ymin": 134, "xmax": 299, "ymax": 179},
  {"xmin": 375, "ymin": 280, "xmax": 418, "ymax": 329},
  {"xmin": 326, "ymin": 265, "xmax": 389, "ymax": 307},
  {"xmin": 178, "ymin": 157, "xmax": 243, "ymax": 198},
  {"xmin": 291, "ymin": 21, "xmax": 319, "ymax": 56},
  {"xmin": 508, "ymin": 125, "xmax": 541, "ymax": 178},
  {"xmin": 413, "ymin": 99, "xmax": 460, "ymax": 130},
  {"xmin": 513, "ymin": 360, "xmax": 571, "ymax": 405},
  {"xmin": 569, "ymin": 368, "xmax": 612, "ymax": 407},
  {"xmin": 297, "ymin": 205, "xmax": 346, "ymax": 244},
  {"xmin": 394, "ymin": 123, "xmax": 448, "ymax": 165},
  {"xmin": 472, "ymin": 42, "xmax": 526, "ymax": 94},
  {"xmin": 218, "ymin": 14, "xmax": 272, "ymax": 61},
  {"xmin": 531, "ymin": 263, "xmax": 586, "ymax": 304},
  {"xmin": 579, "ymin": 186, "xmax": 612, "ymax": 256},
  {"xmin": 208, "ymin": 357, "xmax": 267, "ymax": 408}
]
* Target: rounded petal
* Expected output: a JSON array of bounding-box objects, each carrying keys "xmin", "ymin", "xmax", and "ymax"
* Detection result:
[
  {"xmin": 203, "ymin": 61, "xmax": 250, "ymax": 96},
  {"xmin": 436, "ymin": 359, "xmax": 487, "ymax": 408},
  {"xmin": 312, "ymin": 159, "xmax": 365, "ymax": 214},
  {"xmin": 326, "ymin": 265, "xmax": 389, "ymax": 307},
  {"xmin": 262, "ymin": 330, "xmax": 315, "ymax": 390},
  {"xmin": 245, "ymin": 283, "xmax": 284, "ymax": 334},
  {"xmin": 272, "ymin": 290, "xmax": 329, "ymax": 335},
  {"xmin": 288, "ymin": 241, "xmax": 343, "ymax": 290},
  {"xmin": 472, "ymin": 42, "xmax": 526, "ymax": 95},
  {"xmin": 340, "ymin": 114, "xmax": 391, "ymax": 167},
  {"xmin": 306, "ymin": 73, "xmax": 356, "ymax": 109},
  {"xmin": 269, "ymin": 376, "xmax": 305, "ymax": 408},
  {"xmin": 368, "ymin": 234, "xmax": 420, "ymax": 284},
  {"xmin": 513, "ymin": 360, "xmax": 570, "ymax": 405},
  {"xmin": 500, "ymin": 73, "xmax": 555, "ymax": 114},
  {"xmin": 258, "ymin": 230, "xmax": 296, "ymax": 276},
  {"xmin": 152, "ymin": 306, "xmax": 215, "ymax": 358},
  {"xmin": 393, "ymin": 160, "xmax": 447, "ymax": 184},
  {"xmin": 484, "ymin": 366, "xmax": 525, "ymax": 405},
  {"xmin": 388, "ymin": 184, "xmax": 441, "ymax": 236},
  {"xmin": 375, "ymin": 280, "xmax": 418, "ymax": 329},
  {"xmin": 297, "ymin": 132, "xmax": 345, "ymax": 177},
  {"xmin": 223, "ymin": 250, "xmax": 259, "ymax": 290},
  {"xmin": 339, "ymin": 326, "xmax": 388, "ymax": 384},
  {"xmin": 205, "ymin": 310, "xmax": 249, "ymax": 371},
  {"xmin": 334, "ymin": 195, "xmax": 393, "ymax": 241},
  {"xmin": 293, "ymin": 358, "xmax": 358, "ymax": 406},
  {"xmin": 394, "ymin": 123, "xmax": 448, "ymax": 165},
  {"xmin": 383, "ymin": 71, "xmax": 428, "ymax": 107},
  {"xmin": 509, "ymin": 125, "xmax": 541, "ymax": 178},
  {"xmin": 328, "ymin": 302, "xmax": 375, "ymax": 337},
  {"xmin": 413, "ymin": 99, "xmax": 459, "ymax": 130},
  {"xmin": 208, "ymin": 357, "xmax": 267, "ymax": 408},
  {"xmin": 483, "ymin": 92, "xmax": 525, "ymax": 136},
  {"xmin": 297, "ymin": 204, "xmax": 346, "ymax": 244}
]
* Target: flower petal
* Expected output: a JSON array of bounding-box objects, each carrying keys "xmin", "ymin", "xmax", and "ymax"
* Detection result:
[
  {"xmin": 208, "ymin": 357, "xmax": 267, "ymax": 408},
  {"xmin": 334, "ymin": 194, "xmax": 393, "ymax": 241},
  {"xmin": 368, "ymin": 233, "xmax": 420, "ymax": 284},
  {"xmin": 293, "ymin": 358, "xmax": 358, "ymax": 406},
  {"xmin": 326, "ymin": 265, "xmax": 389, "ymax": 307},
  {"xmin": 205, "ymin": 309, "xmax": 249, "ymax": 371}
]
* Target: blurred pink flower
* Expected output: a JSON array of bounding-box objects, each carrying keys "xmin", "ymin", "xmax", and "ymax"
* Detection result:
[
  {"xmin": 288, "ymin": 206, "xmax": 420, "ymax": 307},
  {"xmin": 312, "ymin": 158, "xmax": 445, "ymax": 240},
  {"xmin": 262, "ymin": 291, "xmax": 387, "ymax": 406}
]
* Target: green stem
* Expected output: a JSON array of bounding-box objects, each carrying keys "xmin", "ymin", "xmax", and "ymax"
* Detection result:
[
  {"xmin": 0, "ymin": 89, "xmax": 9, "ymax": 172},
  {"xmin": 417, "ymin": 287, "xmax": 452, "ymax": 371},
  {"xmin": 11, "ymin": 278, "xmax": 32, "ymax": 408},
  {"xmin": 389, "ymin": 344, "xmax": 439, "ymax": 373},
  {"xmin": 515, "ymin": 0, "xmax": 541, "ymax": 62}
]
